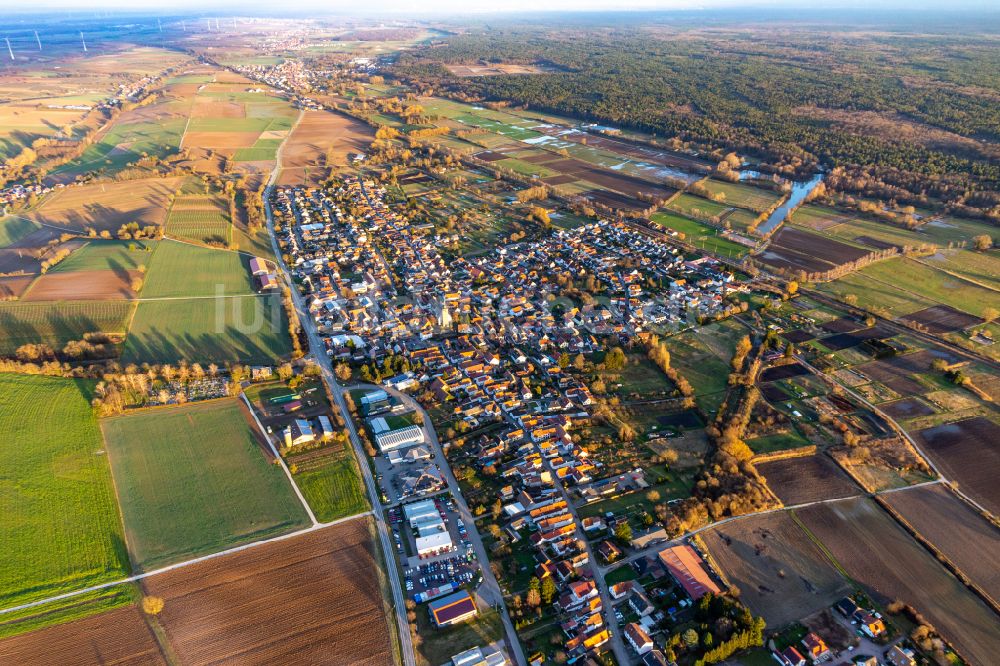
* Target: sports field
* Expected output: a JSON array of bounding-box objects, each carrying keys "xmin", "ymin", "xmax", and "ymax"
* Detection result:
[
  {"xmin": 0, "ymin": 300, "xmax": 135, "ymax": 354},
  {"xmin": 0, "ymin": 375, "xmax": 129, "ymax": 608},
  {"xmin": 101, "ymin": 399, "xmax": 310, "ymax": 569},
  {"xmin": 141, "ymin": 241, "xmax": 253, "ymax": 297},
  {"xmin": 287, "ymin": 443, "xmax": 369, "ymax": 523},
  {"xmin": 121, "ymin": 294, "xmax": 292, "ymax": 364}
]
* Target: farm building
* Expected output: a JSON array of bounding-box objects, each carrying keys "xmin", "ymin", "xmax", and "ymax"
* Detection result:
[
  {"xmin": 429, "ymin": 590, "xmax": 478, "ymax": 627},
  {"xmin": 657, "ymin": 544, "xmax": 721, "ymax": 601},
  {"xmin": 451, "ymin": 645, "xmax": 507, "ymax": 666},
  {"xmin": 283, "ymin": 419, "xmax": 315, "ymax": 447},
  {"xmin": 249, "ymin": 257, "xmax": 269, "ymax": 276},
  {"xmin": 375, "ymin": 425, "xmax": 425, "ymax": 453}
]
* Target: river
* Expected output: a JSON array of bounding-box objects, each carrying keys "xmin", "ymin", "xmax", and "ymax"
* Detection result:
[{"xmin": 755, "ymin": 172, "xmax": 825, "ymax": 236}]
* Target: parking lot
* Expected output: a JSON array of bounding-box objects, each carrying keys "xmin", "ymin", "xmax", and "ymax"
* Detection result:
[{"xmin": 386, "ymin": 495, "xmax": 484, "ymax": 600}]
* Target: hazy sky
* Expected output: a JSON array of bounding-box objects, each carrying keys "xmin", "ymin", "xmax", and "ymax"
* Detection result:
[{"xmin": 8, "ymin": 0, "xmax": 998, "ymax": 13}]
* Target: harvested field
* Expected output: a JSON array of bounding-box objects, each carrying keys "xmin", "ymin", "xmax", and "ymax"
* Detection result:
[
  {"xmin": 0, "ymin": 276, "xmax": 34, "ymax": 299},
  {"xmin": 899, "ymin": 304, "xmax": 983, "ymax": 334},
  {"xmin": 820, "ymin": 316, "xmax": 861, "ymax": 333},
  {"xmin": 759, "ymin": 363, "xmax": 810, "ymax": 383},
  {"xmin": 757, "ymin": 454, "xmax": 859, "ymax": 505},
  {"xmin": 144, "ymin": 520, "xmax": 393, "ymax": 666},
  {"xmin": 474, "ymin": 150, "xmax": 507, "ymax": 162},
  {"xmin": 702, "ymin": 512, "xmax": 850, "ymax": 627},
  {"xmin": 445, "ymin": 63, "xmax": 555, "ymax": 76},
  {"xmin": 884, "ymin": 484, "xmax": 1000, "ymax": 605},
  {"xmin": 181, "ymin": 131, "xmax": 260, "ymax": 151},
  {"xmin": 22, "ymin": 269, "xmax": 138, "ymax": 301},
  {"xmin": 28, "ymin": 178, "xmax": 181, "ymax": 233},
  {"xmin": 855, "ymin": 360, "xmax": 927, "ymax": 396},
  {"xmin": 796, "ymin": 498, "xmax": 1000, "ymax": 664},
  {"xmin": 880, "ymin": 398, "xmax": 935, "ymax": 419},
  {"xmin": 583, "ymin": 188, "xmax": 651, "ymax": 212},
  {"xmin": 758, "ymin": 227, "xmax": 871, "ymax": 276},
  {"xmin": 780, "ymin": 329, "xmax": 815, "ymax": 344},
  {"xmin": 277, "ymin": 111, "xmax": 374, "ymax": 186},
  {"xmin": 820, "ymin": 325, "xmax": 894, "ymax": 351},
  {"xmin": 915, "ymin": 417, "xmax": 1000, "ymax": 515},
  {"xmin": 0, "ymin": 604, "xmax": 165, "ymax": 665}
]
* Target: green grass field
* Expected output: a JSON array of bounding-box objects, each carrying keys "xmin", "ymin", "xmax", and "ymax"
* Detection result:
[
  {"xmin": 0, "ymin": 300, "xmax": 135, "ymax": 354},
  {"xmin": 52, "ymin": 118, "xmax": 185, "ymax": 177},
  {"xmin": 141, "ymin": 241, "xmax": 253, "ymax": 297},
  {"xmin": 700, "ymin": 179, "xmax": 782, "ymax": 212},
  {"xmin": 821, "ymin": 256, "xmax": 1000, "ymax": 318},
  {"xmin": 650, "ymin": 211, "xmax": 748, "ymax": 258},
  {"xmin": 0, "ymin": 216, "xmax": 40, "ymax": 247},
  {"xmin": 101, "ymin": 399, "xmax": 310, "ymax": 569},
  {"xmin": 287, "ymin": 443, "xmax": 369, "ymax": 523},
  {"xmin": 121, "ymin": 294, "xmax": 292, "ymax": 364},
  {"xmin": 50, "ymin": 240, "xmax": 157, "ymax": 273},
  {"xmin": 668, "ymin": 192, "xmax": 731, "ymax": 219},
  {"xmin": 0, "ymin": 374, "xmax": 129, "ymax": 609}
]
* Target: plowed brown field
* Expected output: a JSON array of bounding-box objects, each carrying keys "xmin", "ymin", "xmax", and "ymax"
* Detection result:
[
  {"xmin": 144, "ymin": 519, "xmax": 393, "ymax": 666},
  {"xmin": 0, "ymin": 605, "xmax": 166, "ymax": 666},
  {"xmin": 796, "ymin": 498, "xmax": 1000, "ymax": 664}
]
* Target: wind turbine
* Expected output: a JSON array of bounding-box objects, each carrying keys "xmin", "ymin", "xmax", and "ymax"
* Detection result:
[
  {"xmin": 157, "ymin": 18, "xmax": 162, "ymax": 33},
  {"xmin": 4, "ymin": 38, "xmax": 13, "ymax": 61},
  {"xmin": 80, "ymin": 32, "xmax": 87, "ymax": 53},
  {"xmin": 34, "ymin": 30, "xmax": 42, "ymax": 50}
]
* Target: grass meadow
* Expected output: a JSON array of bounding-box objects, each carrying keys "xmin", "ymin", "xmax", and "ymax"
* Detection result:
[
  {"xmin": 121, "ymin": 294, "xmax": 292, "ymax": 364},
  {"xmin": 287, "ymin": 443, "xmax": 369, "ymax": 523},
  {"xmin": 101, "ymin": 399, "xmax": 310, "ymax": 570},
  {"xmin": 0, "ymin": 375, "xmax": 129, "ymax": 610}
]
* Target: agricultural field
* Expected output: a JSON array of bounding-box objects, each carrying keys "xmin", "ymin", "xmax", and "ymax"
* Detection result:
[
  {"xmin": 165, "ymin": 194, "xmax": 232, "ymax": 245},
  {"xmin": 101, "ymin": 399, "xmax": 310, "ymax": 569},
  {"xmin": 650, "ymin": 211, "xmax": 748, "ymax": 258},
  {"xmin": 0, "ymin": 375, "xmax": 129, "ymax": 610},
  {"xmin": 27, "ymin": 177, "xmax": 182, "ymax": 233},
  {"xmin": 51, "ymin": 117, "xmax": 186, "ymax": 178},
  {"xmin": 48, "ymin": 239, "xmax": 156, "ymax": 273},
  {"xmin": 757, "ymin": 227, "xmax": 871, "ymax": 277},
  {"xmin": 140, "ymin": 241, "xmax": 254, "ymax": 298},
  {"xmin": 121, "ymin": 294, "xmax": 292, "ymax": 364},
  {"xmin": 700, "ymin": 179, "xmax": 783, "ymax": 213},
  {"xmin": 142, "ymin": 520, "xmax": 393, "ymax": 665},
  {"xmin": 287, "ymin": 442, "xmax": 369, "ymax": 523},
  {"xmin": 276, "ymin": 109, "xmax": 375, "ymax": 186},
  {"xmin": 796, "ymin": 498, "xmax": 1000, "ymax": 665},
  {"xmin": 701, "ymin": 512, "xmax": 851, "ymax": 627},
  {"xmin": 833, "ymin": 257, "xmax": 1000, "ymax": 319},
  {"xmin": 884, "ymin": 484, "xmax": 1000, "ymax": 604},
  {"xmin": 0, "ymin": 602, "xmax": 165, "ymax": 664},
  {"xmin": 757, "ymin": 454, "xmax": 860, "ymax": 505},
  {"xmin": 0, "ymin": 216, "xmax": 41, "ymax": 247},
  {"xmin": 0, "ymin": 300, "xmax": 134, "ymax": 354},
  {"xmin": 913, "ymin": 417, "xmax": 1000, "ymax": 516}
]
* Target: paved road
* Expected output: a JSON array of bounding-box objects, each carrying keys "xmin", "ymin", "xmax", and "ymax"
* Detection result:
[
  {"xmin": 352, "ymin": 381, "xmax": 527, "ymax": 666},
  {"xmin": 263, "ymin": 158, "xmax": 417, "ymax": 666}
]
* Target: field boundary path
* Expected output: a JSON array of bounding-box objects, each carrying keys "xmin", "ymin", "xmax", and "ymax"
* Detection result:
[
  {"xmin": 262, "ymin": 140, "xmax": 418, "ymax": 666},
  {"xmin": 240, "ymin": 391, "xmax": 318, "ymax": 525},
  {"xmin": 0, "ymin": 511, "xmax": 370, "ymax": 618}
]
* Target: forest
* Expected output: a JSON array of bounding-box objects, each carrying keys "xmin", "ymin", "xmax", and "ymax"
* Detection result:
[{"xmin": 393, "ymin": 19, "xmax": 1000, "ymax": 213}]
